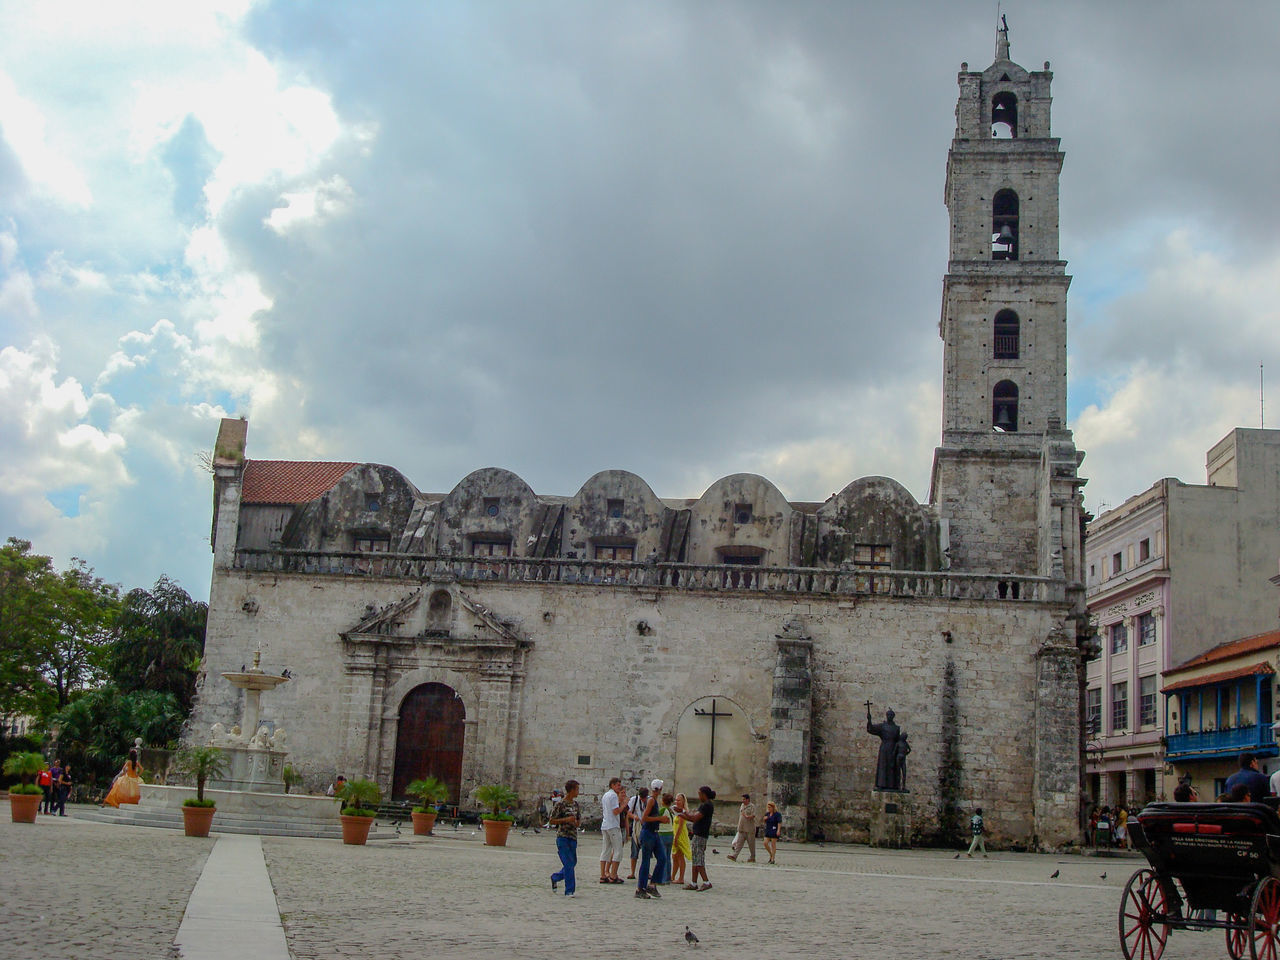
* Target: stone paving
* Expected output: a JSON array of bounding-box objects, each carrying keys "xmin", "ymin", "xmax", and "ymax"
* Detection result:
[
  {"xmin": 0, "ymin": 810, "xmax": 1229, "ymax": 960},
  {"xmin": 0, "ymin": 809, "xmax": 211, "ymax": 959},
  {"xmin": 262, "ymin": 828, "xmax": 1208, "ymax": 960}
]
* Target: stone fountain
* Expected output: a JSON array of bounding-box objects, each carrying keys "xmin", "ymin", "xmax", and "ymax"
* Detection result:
[
  {"xmin": 206, "ymin": 649, "xmax": 291, "ymax": 792},
  {"xmin": 90, "ymin": 648, "xmax": 363, "ymax": 837}
]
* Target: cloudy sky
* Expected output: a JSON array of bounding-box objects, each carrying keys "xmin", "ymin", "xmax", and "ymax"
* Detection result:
[{"xmin": 2, "ymin": 1, "xmax": 1278, "ymax": 599}]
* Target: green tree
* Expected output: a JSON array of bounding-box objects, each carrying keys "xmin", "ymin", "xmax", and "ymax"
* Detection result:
[
  {"xmin": 110, "ymin": 576, "xmax": 207, "ymax": 713},
  {"xmin": 52, "ymin": 685, "xmax": 184, "ymax": 786},
  {"xmin": 0, "ymin": 539, "xmax": 119, "ymax": 718}
]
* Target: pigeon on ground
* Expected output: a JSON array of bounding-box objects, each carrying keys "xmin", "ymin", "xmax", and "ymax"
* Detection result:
[
  {"xmin": 1049, "ymin": 869, "xmax": 1060, "ymax": 879},
  {"xmin": 685, "ymin": 926, "xmax": 699, "ymax": 946},
  {"xmin": 1100, "ymin": 872, "xmax": 1107, "ymax": 880},
  {"xmin": 953, "ymin": 853, "xmax": 961, "ymax": 859},
  {"xmin": 712, "ymin": 848, "xmax": 720, "ymax": 855}
]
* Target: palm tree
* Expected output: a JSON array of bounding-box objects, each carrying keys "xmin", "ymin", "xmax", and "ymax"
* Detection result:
[{"xmin": 110, "ymin": 577, "xmax": 208, "ymax": 713}]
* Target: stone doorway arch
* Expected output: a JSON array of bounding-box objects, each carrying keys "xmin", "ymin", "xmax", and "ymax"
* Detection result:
[{"xmin": 392, "ymin": 682, "xmax": 466, "ymax": 803}]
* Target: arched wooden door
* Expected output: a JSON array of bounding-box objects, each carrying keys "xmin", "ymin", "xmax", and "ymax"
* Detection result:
[{"xmin": 392, "ymin": 683, "xmax": 465, "ymax": 803}]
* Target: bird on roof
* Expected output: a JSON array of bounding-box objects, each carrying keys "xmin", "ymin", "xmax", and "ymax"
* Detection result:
[
  {"xmin": 1100, "ymin": 872, "xmax": 1107, "ymax": 880},
  {"xmin": 1049, "ymin": 869, "xmax": 1060, "ymax": 879},
  {"xmin": 684, "ymin": 927, "xmax": 699, "ymax": 946}
]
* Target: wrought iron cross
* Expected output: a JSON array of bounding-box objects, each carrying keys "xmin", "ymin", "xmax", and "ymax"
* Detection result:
[{"xmin": 693, "ymin": 698, "xmax": 733, "ymax": 765}]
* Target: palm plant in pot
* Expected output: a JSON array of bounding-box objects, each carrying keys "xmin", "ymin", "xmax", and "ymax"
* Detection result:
[
  {"xmin": 406, "ymin": 776, "xmax": 448, "ymax": 835},
  {"xmin": 3, "ymin": 751, "xmax": 45, "ymax": 823},
  {"xmin": 175, "ymin": 746, "xmax": 228, "ymax": 837},
  {"xmin": 338, "ymin": 778, "xmax": 382, "ymax": 845},
  {"xmin": 474, "ymin": 784, "xmax": 518, "ymax": 846}
]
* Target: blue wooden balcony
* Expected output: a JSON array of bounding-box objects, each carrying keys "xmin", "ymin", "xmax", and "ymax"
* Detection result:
[{"xmin": 1165, "ymin": 724, "xmax": 1278, "ymax": 761}]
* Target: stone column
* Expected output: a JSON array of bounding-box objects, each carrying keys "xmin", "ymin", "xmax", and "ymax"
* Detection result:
[
  {"xmin": 767, "ymin": 637, "xmax": 813, "ymax": 837},
  {"xmin": 1033, "ymin": 626, "xmax": 1082, "ymax": 849}
]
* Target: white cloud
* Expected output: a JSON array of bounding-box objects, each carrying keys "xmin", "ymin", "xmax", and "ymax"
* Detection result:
[
  {"xmin": 0, "ymin": 71, "xmax": 92, "ymax": 207},
  {"xmin": 265, "ymin": 175, "xmax": 354, "ymax": 234}
]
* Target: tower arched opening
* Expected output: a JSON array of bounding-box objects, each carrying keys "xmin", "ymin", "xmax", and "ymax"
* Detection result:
[
  {"xmin": 991, "ymin": 92, "xmax": 1018, "ymax": 139},
  {"xmin": 992, "ymin": 189, "xmax": 1019, "ymax": 261},
  {"xmin": 992, "ymin": 380, "xmax": 1019, "ymax": 432},
  {"xmin": 994, "ymin": 310, "xmax": 1020, "ymax": 359}
]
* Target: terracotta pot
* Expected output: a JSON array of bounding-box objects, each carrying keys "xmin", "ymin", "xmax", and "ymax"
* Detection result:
[
  {"xmin": 182, "ymin": 804, "xmax": 217, "ymax": 837},
  {"xmin": 482, "ymin": 818, "xmax": 512, "ymax": 846},
  {"xmin": 411, "ymin": 811, "xmax": 438, "ymax": 836},
  {"xmin": 341, "ymin": 814, "xmax": 375, "ymax": 845},
  {"xmin": 9, "ymin": 792, "xmax": 40, "ymax": 823}
]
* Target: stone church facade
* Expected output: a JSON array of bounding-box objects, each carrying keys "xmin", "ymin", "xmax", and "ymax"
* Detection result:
[{"xmin": 191, "ymin": 27, "xmax": 1089, "ymax": 847}]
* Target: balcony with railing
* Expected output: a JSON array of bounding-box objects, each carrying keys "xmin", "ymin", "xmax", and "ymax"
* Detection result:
[
  {"xmin": 1164, "ymin": 724, "xmax": 1277, "ymax": 761},
  {"xmin": 232, "ymin": 549, "xmax": 1062, "ymax": 602}
]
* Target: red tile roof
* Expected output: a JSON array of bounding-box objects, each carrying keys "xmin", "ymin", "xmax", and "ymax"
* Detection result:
[
  {"xmin": 241, "ymin": 460, "xmax": 357, "ymax": 505},
  {"xmin": 1166, "ymin": 629, "xmax": 1280, "ymax": 675},
  {"xmin": 1162, "ymin": 663, "xmax": 1276, "ymax": 694}
]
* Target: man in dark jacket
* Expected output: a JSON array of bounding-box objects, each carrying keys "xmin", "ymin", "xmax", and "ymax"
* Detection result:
[{"xmin": 1224, "ymin": 752, "xmax": 1270, "ymax": 801}]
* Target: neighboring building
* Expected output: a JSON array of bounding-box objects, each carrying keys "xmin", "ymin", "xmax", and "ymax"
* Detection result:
[
  {"xmin": 1161, "ymin": 630, "xmax": 1280, "ymax": 799},
  {"xmin": 191, "ymin": 24, "xmax": 1090, "ymax": 847},
  {"xmin": 1084, "ymin": 428, "xmax": 1280, "ymax": 808}
]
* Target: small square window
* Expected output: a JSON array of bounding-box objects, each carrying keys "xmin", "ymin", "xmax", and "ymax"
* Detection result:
[
  {"xmin": 575, "ymin": 754, "xmax": 592, "ymax": 767},
  {"xmin": 1139, "ymin": 538, "xmax": 1150, "ymax": 562},
  {"xmin": 483, "ymin": 497, "xmax": 500, "ymax": 518},
  {"xmin": 606, "ymin": 499, "xmax": 624, "ymax": 519},
  {"xmin": 365, "ymin": 495, "xmax": 380, "ymax": 512},
  {"xmin": 734, "ymin": 503, "xmax": 753, "ymax": 524},
  {"xmin": 853, "ymin": 544, "xmax": 892, "ymax": 567},
  {"xmin": 472, "ymin": 539, "xmax": 510, "ymax": 557},
  {"xmin": 355, "ymin": 537, "xmax": 390, "ymax": 553}
]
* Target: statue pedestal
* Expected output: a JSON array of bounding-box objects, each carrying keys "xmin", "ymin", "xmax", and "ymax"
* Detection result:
[{"xmin": 869, "ymin": 789, "xmax": 912, "ymax": 849}]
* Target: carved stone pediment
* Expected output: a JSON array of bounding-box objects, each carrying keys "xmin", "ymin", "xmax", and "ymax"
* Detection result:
[{"xmin": 341, "ymin": 587, "xmax": 532, "ymax": 651}]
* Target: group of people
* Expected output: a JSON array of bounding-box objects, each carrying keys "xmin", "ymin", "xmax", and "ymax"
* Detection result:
[
  {"xmin": 1086, "ymin": 804, "xmax": 1131, "ymax": 848},
  {"xmin": 35, "ymin": 759, "xmax": 74, "ymax": 815},
  {"xmin": 546, "ymin": 777, "xmax": 784, "ymax": 900}
]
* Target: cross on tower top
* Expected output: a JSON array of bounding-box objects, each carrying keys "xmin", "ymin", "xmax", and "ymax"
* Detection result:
[{"xmin": 996, "ymin": 13, "xmax": 1011, "ymax": 60}]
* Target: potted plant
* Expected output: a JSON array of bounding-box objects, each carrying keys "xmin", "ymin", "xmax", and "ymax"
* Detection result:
[
  {"xmin": 406, "ymin": 776, "xmax": 448, "ymax": 835},
  {"xmin": 281, "ymin": 765, "xmax": 303, "ymax": 794},
  {"xmin": 474, "ymin": 784, "xmax": 518, "ymax": 846},
  {"xmin": 175, "ymin": 746, "xmax": 228, "ymax": 837},
  {"xmin": 3, "ymin": 751, "xmax": 45, "ymax": 823},
  {"xmin": 338, "ymin": 778, "xmax": 382, "ymax": 845}
]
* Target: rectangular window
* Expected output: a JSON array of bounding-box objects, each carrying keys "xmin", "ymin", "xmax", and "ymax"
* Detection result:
[
  {"xmin": 1089, "ymin": 563, "xmax": 1096, "ymax": 580},
  {"xmin": 1111, "ymin": 681, "xmax": 1129, "ymax": 732},
  {"xmin": 1138, "ymin": 613, "xmax": 1156, "ymax": 647},
  {"xmin": 606, "ymin": 499, "xmax": 624, "ymax": 519},
  {"xmin": 1110, "ymin": 622, "xmax": 1128, "ymax": 655},
  {"xmin": 1139, "ymin": 676, "xmax": 1157, "ymax": 727},
  {"xmin": 471, "ymin": 540, "xmax": 511, "ymax": 557},
  {"xmin": 1086, "ymin": 688, "xmax": 1102, "ymax": 736},
  {"xmin": 354, "ymin": 537, "xmax": 390, "ymax": 553},
  {"xmin": 853, "ymin": 544, "xmax": 892, "ymax": 567},
  {"xmin": 1111, "ymin": 552, "xmax": 1123, "ymax": 576},
  {"xmin": 364, "ymin": 495, "xmax": 380, "ymax": 512},
  {"xmin": 734, "ymin": 503, "xmax": 754, "ymax": 524},
  {"xmin": 594, "ymin": 544, "xmax": 635, "ymax": 562},
  {"xmin": 483, "ymin": 497, "xmax": 500, "ymax": 517},
  {"xmin": 1139, "ymin": 538, "xmax": 1151, "ymax": 562}
]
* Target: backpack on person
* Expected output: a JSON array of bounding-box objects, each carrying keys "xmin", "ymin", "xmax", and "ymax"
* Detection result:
[{"xmin": 970, "ymin": 813, "xmax": 984, "ymax": 836}]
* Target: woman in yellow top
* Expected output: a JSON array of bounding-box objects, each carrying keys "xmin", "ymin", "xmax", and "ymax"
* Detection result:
[
  {"xmin": 670, "ymin": 793, "xmax": 692, "ymax": 887},
  {"xmin": 102, "ymin": 749, "xmax": 144, "ymax": 808}
]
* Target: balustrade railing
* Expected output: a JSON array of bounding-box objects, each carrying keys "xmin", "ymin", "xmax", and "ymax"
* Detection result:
[
  {"xmin": 233, "ymin": 549, "xmax": 1057, "ymax": 601},
  {"xmin": 1165, "ymin": 725, "xmax": 1275, "ymax": 758}
]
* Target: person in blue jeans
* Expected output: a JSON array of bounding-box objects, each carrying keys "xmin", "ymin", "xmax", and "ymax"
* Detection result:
[
  {"xmin": 549, "ymin": 779, "xmax": 582, "ymax": 898},
  {"xmin": 635, "ymin": 778, "xmax": 669, "ymax": 899}
]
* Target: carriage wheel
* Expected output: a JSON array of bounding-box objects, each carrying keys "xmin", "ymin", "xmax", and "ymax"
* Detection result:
[
  {"xmin": 1250, "ymin": 877, "xmax": 1280, "ymax": 960},
  {"xmin": 1228, "ymin": 913, "xmax": 1250, "ymax": 960},
  {"xmin": 1119, "ymin": 868, "xmax": 1170, "ymax": 960}
]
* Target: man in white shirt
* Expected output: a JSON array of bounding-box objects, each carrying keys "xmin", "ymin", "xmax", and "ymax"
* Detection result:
[
  {"xmin": 599, "ymin": 777, "xmax": 627, "ymax": 883},
  {"xmin": 1268, "ymin": 765, "xmax": 1280, "ymax": 800}
]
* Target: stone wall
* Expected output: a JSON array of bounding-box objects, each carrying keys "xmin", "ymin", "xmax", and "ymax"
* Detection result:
[{"xmin": 193, "ymin": 564, "xmax": 1078, "ymax": 846}]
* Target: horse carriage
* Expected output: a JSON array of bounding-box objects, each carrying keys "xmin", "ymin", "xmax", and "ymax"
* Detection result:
[{"xmin": 1122, "ymin": 801, "xmax": 1280, "ymax": 959}]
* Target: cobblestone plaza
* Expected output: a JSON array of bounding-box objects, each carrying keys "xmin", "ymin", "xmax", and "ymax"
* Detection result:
[{"xmin": 0, "ymin": 812, "xmax": 1217, "ymax": 960}]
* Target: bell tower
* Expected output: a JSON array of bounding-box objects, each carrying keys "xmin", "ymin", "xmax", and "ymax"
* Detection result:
[{"xmin": 930, "ymin": 20, "xmax": 1083, "ymax": 580}]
